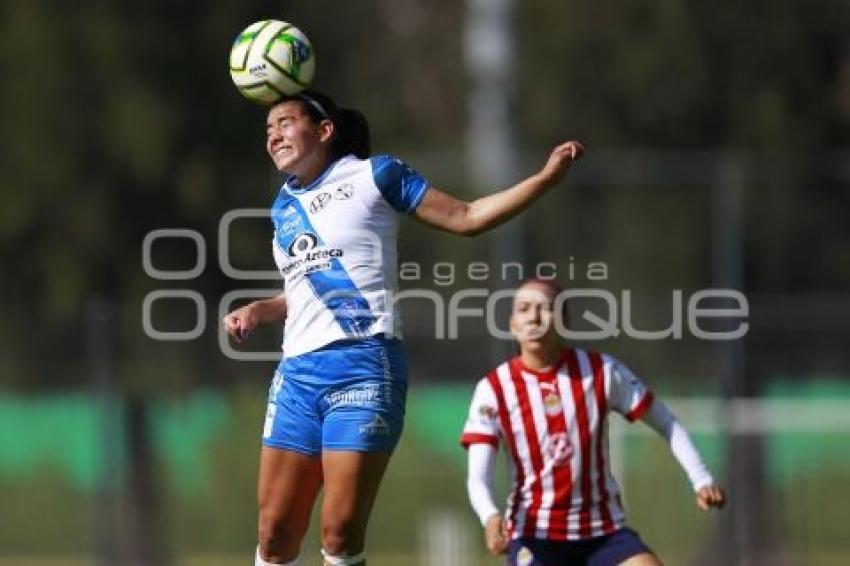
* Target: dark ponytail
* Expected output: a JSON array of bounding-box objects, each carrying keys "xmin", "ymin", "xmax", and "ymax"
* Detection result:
[
  {"xmin": 279, "ymin": 90, "xmax": 372, "ymax": 160},
  {"xmin": 332, "ymin": 108, "xmax": 371, "ymax": 159}
]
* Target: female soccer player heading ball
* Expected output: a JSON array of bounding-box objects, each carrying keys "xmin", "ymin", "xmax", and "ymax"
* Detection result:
[
  {"xmin": 222, "ymin": 91, "xmax": 584, "ymax": 566},
  {"xmin": 461, "ymin": 278, "xmax": 726, "ymax": 566}
]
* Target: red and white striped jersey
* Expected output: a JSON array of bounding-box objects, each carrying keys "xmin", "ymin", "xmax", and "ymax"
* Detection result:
[{"xmin": 460, "ymin": 347, "xmax": 654, "ymax": 541}]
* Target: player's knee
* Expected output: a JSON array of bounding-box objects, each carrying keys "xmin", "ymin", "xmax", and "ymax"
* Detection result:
[
  {"xmin": 258, "ymin": 511, "xmax": 303, "ymax": 560},
  {"xmin": 321, "ymin": 517, "xmax": 364, "ymax": 557}
]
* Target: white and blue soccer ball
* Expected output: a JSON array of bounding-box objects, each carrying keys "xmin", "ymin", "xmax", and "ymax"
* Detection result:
[{"xmin": 229, "ymin": 20, "xmax": 315, "ymax": 105}]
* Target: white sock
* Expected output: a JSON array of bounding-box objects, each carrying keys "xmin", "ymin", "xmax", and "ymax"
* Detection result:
[
  {"xmin": 256, "ymin": 546, "xmax": 300, "ymax": 566},
  {"xmin": 320, "ymin": 548, "xmax": 366, "ymax": 565}
]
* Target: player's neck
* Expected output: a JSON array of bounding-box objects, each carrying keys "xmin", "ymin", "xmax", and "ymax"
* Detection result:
[
  {"xmin": 519, "ymin": 343, "xmax": 562, "ymax": 372},
  {"xmin": 288, "ymin": 151, "xmax": 333, "ymax": 188},
  {"xmin": 293, "ymin": 161, "xmax": 327, "ymax": 187}
]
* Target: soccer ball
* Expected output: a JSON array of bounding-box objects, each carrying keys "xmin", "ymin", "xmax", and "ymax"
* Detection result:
[{"xmin": 229, "ymin": 20, "xmax": 315, "ymax": 105}]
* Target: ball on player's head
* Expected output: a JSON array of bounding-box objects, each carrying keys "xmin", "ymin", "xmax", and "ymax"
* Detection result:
[{"xmin": 229, "ymin": 20, "xmax": 315, "ymax": 106}]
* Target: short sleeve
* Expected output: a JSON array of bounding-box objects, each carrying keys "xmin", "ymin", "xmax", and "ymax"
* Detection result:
[
  {"xmin": 460, "ymin": 379, "xmax": 501, "ymax": 449},
  {"xmin": 608, "ymin": 356, "xmax": 655, "ymax": 422},
  {"xmin": 370, "ymin": 154, "xmax": 430, "ymax": 213}
]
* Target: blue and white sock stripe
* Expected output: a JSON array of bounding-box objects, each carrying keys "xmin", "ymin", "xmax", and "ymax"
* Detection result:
[{"xmin": 272, "ymin": 193, "xmax": 376, "ymax": 337}]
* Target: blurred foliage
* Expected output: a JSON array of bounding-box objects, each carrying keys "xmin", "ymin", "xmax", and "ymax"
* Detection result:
[
  {"xmin": 520, "ymin": 0, "xmax": 850, "ymax": 148},
  {"xmin": 0, "ymin": 0, "xmax": 848, "ymax": 391}
]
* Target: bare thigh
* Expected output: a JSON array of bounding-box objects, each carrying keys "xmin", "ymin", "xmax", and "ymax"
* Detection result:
[
  {"xmin": 257, "ymin": 446, "xmax": 323, "ymax": 562},
  {"xmin": 320, "ymin": 450, "xmax": 392, "ymax": 557},
  {"xmin": 620, "ymin": 552, "xmax": 663, "ymax": 566}
]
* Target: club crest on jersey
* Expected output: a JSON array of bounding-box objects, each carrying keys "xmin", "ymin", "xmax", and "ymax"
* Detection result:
[
  {"xmin": 334, "ymin": 183, "xmax": 354, "ymax": 200},
  {"xmin": 309, "ymin": 192, "xmax": 332, "ymax": 213},
  {"xmin": 543, "ymin": 392, "xmax": 562, "ymax": 416}
]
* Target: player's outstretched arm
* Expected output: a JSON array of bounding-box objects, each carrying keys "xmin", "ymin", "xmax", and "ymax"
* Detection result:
[
  {"xmin": 640, "ymin": 398, "xmax": 727, "ymax": 511},
  {"xmin": 222, "ymin": 294, "xmax": 287, "ymax": 343},
  {"xmin": 414, "ymin": 141, "xmax": 584, "ymax": 236}
]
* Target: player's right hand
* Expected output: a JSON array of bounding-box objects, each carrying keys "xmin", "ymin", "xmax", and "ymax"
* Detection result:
[
  {"xmin": 223, "ymin": 303, "xmax": 260, "ymax": 343},
  {"xmin": 484, "ymin": 513, "xmax": 509, "ymax": 556}
]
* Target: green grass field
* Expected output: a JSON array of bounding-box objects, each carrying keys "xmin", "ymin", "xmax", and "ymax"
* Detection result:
[{"xmin": 1, "ymin": 387, "xmax": 848, "ymax": 565}]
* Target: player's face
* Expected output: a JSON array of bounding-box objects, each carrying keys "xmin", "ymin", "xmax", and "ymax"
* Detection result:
[
  {"xmin": 265, "ymin": 101, "xmax": 333, "ymax": 180},
  {"xmin": 510, "ymin": 282, "xmax": 561, "ymax": 348}
]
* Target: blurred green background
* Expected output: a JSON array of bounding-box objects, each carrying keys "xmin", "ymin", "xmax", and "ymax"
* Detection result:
[{"xmin": 1, "ymin": 0, "xmax": 849, "ymax": 564}]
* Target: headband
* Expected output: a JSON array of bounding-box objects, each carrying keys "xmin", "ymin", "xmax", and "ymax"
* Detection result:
[{"xmin": 298, "ymin": 93, "xmax": 331, "ymax": 120}]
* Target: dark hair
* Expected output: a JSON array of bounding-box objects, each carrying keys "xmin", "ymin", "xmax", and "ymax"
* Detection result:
[{"xmin": 277, "ymin": 90, "xmax": 371, "ymax": 160}]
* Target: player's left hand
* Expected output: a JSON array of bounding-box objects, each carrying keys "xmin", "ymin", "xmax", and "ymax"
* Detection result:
[
  {"xmin": 538, "ymin": 140, "xmax": 585, "ymax": 187},
  {"xmin": 696, "ymin": 484, "xmax": 726, "ymax": 510}
]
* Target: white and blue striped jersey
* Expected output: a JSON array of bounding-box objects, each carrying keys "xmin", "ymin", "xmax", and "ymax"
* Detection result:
[{"xmin": 270, "ymin": 154, "xmax": 429, "ymax": 358}]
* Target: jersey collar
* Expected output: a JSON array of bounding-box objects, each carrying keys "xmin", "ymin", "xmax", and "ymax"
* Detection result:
[
  {"xmin": 513, "ymin": 348, "xmax": 567, "ymax": 379},
  {"xmin": 283, "ymin": 155, "xmax": 351, "ymax": 196}
]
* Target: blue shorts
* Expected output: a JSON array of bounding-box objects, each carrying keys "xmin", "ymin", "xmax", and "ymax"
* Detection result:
[
  {"xmin": 507, "ymin": 527, "xmax": 653, "ymax": 566},
  {"xmin": 262, "ymin": 336, "xmax": 408, "ymax": 456}
]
